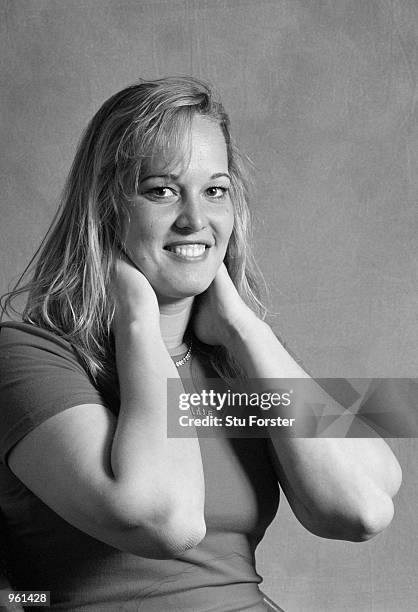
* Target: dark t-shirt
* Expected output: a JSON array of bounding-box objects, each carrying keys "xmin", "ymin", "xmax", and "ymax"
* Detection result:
[{"xmin": 0, "ymin": 322, "xmax": 280, "ymax": 611}]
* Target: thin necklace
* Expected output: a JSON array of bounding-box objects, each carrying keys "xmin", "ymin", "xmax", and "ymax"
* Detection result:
[{"xmin": 174, "ymin": 338, "xmax": 193, "ymax": 367}]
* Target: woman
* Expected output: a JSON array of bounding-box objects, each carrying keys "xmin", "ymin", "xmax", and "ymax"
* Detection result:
[{"xmin": 0, "ymin": 77, "xmax": 401, "ymax": 611}]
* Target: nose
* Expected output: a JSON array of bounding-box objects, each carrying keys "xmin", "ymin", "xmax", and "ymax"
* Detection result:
[{"xmin": 174, "ymin": 192, "xmax": 208, "ymax": 232}]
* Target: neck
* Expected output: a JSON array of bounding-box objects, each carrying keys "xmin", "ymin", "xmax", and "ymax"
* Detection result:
[{"xmin": 158, "ymin": 297, "xmax": 194, "ymax": 351}]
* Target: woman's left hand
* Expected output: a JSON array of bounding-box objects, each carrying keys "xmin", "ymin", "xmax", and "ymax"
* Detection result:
[{"xmin": 192, "ymin": 263, "xmax": 257, "ymax": 346}]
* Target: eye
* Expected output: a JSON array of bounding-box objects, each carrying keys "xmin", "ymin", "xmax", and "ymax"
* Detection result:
[
  {"xmin": 205, "ymin": 186, "xmax": 229, "ymax": 199},
  {"xmin": 144, "ymin": 186, "xmax": 177, "ymax": 201}
]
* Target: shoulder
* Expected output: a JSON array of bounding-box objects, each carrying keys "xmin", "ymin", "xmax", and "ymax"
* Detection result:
[
  {"xmin": 0, "ymin": 320, "xmax": 100, "ymax": 381},
  {"xmin": 1, "ymin": 320, "xmax": 78, "ymax": 358}
]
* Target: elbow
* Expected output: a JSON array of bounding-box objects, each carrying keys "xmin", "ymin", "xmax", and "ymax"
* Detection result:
[
  {"xmin": 166, "ymin": 516, "xmax": 207, "ymax": 557},
  {"xmin": 344, "ymin": 456, "xmax": 402, "ymax": 541},
  {"xmin": 351, "ymin": 493, "xmax": 395, "ymax": 542},
  {"xmin": 105, "ymin": 493, "xmax": 206, "ymax": 558},
  {"xmin": 307, "ymin": 492, "xmax": 395, "ymax": 543},
  {"xmin": 147, "ymin": 509, "xmax": 207, "ymax": 558}
]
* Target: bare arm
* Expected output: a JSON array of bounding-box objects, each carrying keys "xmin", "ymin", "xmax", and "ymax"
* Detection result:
[
  {"xmin": 193, "ymin": 264, "xmax": 402, "ymax": 542},
  {"xmin": 230, "ymin": 319, "xmax": 401, "ymax": 541},
  {"xmin": 8, "ymin": 260, "xmax": 205, "ymax": 558}
]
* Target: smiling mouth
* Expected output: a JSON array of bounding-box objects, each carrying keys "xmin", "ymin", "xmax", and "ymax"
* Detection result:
[{"xmin": 164, "ymin": 243, "xmax": 208, "ymax": 259}]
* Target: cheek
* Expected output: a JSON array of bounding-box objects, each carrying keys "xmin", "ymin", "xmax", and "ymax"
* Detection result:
[
  {"xmin": 224, "ymin": 205, "xmax": 235, "ymax": 240},
  {"xmin": 221, "ymin": 207, "xmax": 235, "ymax": 253},
  {"xmin": 214, "ymin": 200, "xmax": 234, "ymax": 232},
  {"xmin": 123, "ymin": 209, "xmax": 161, "ymax": 248}
]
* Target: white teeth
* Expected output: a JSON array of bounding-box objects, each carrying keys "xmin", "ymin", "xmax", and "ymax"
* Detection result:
[{"xmin": 166, "ymin": 244, "xmax": 206, "ymax": 258}]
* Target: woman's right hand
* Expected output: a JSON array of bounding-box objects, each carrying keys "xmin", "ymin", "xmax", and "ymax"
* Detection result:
[{"xmin": 112, "ymin": 256, "xmax": 160, "ymax": 328}]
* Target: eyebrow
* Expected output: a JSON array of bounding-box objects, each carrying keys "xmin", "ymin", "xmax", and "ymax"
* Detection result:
[{"xmin": 140, "ymin": 172, "xmax": 231, "ymax": 183}]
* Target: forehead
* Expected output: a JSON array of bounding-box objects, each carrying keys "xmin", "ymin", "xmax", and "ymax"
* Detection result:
[{"xmin": 141, "ymin": 115, "xmax": 228, "ymax": 178}]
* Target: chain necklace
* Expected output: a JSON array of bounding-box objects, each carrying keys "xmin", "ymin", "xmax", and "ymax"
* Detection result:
[{"xmin": 174, "ymin": 338, "xmax": 193, "ymax": 368}]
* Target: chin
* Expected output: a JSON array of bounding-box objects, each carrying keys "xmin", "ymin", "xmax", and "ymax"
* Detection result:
[
  {"xmin": 174, "ymin": 284, "xmax": 211, "ymax": 298},
  {"xmin": 157, "ymin": 279, "xmax": 213, "ymax": 300}
]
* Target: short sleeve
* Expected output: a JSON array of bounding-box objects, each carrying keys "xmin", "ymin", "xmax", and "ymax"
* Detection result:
[{"xmin": 0, "ymin": 323, "xmax": 105, "ymax": 464}]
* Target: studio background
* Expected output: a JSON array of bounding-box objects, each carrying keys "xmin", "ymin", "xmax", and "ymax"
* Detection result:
[{"xmin": 1, "ymin": 1, "xmax": 417, "ymax": 610}]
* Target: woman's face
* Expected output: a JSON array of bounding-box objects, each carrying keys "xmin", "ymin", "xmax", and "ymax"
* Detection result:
[{"xmin": 122, "ymin": 115, "xmax": 234, "ymax": 302}]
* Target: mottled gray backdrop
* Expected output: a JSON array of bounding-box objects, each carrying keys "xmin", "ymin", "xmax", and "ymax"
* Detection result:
[{"xmin": 1, "ymin": 1, "xmax": 417, "ymax": 610}]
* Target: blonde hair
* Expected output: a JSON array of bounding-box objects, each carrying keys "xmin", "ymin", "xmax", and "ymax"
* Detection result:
[{"xmin": 1, "ymin": 76, "xmax": 266, "ymax": 386}]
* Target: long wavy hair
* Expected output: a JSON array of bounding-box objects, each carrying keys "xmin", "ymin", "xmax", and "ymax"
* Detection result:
[{"xmin": 1, "ymin": 76, "xmax": 266, "ymax": 388}]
